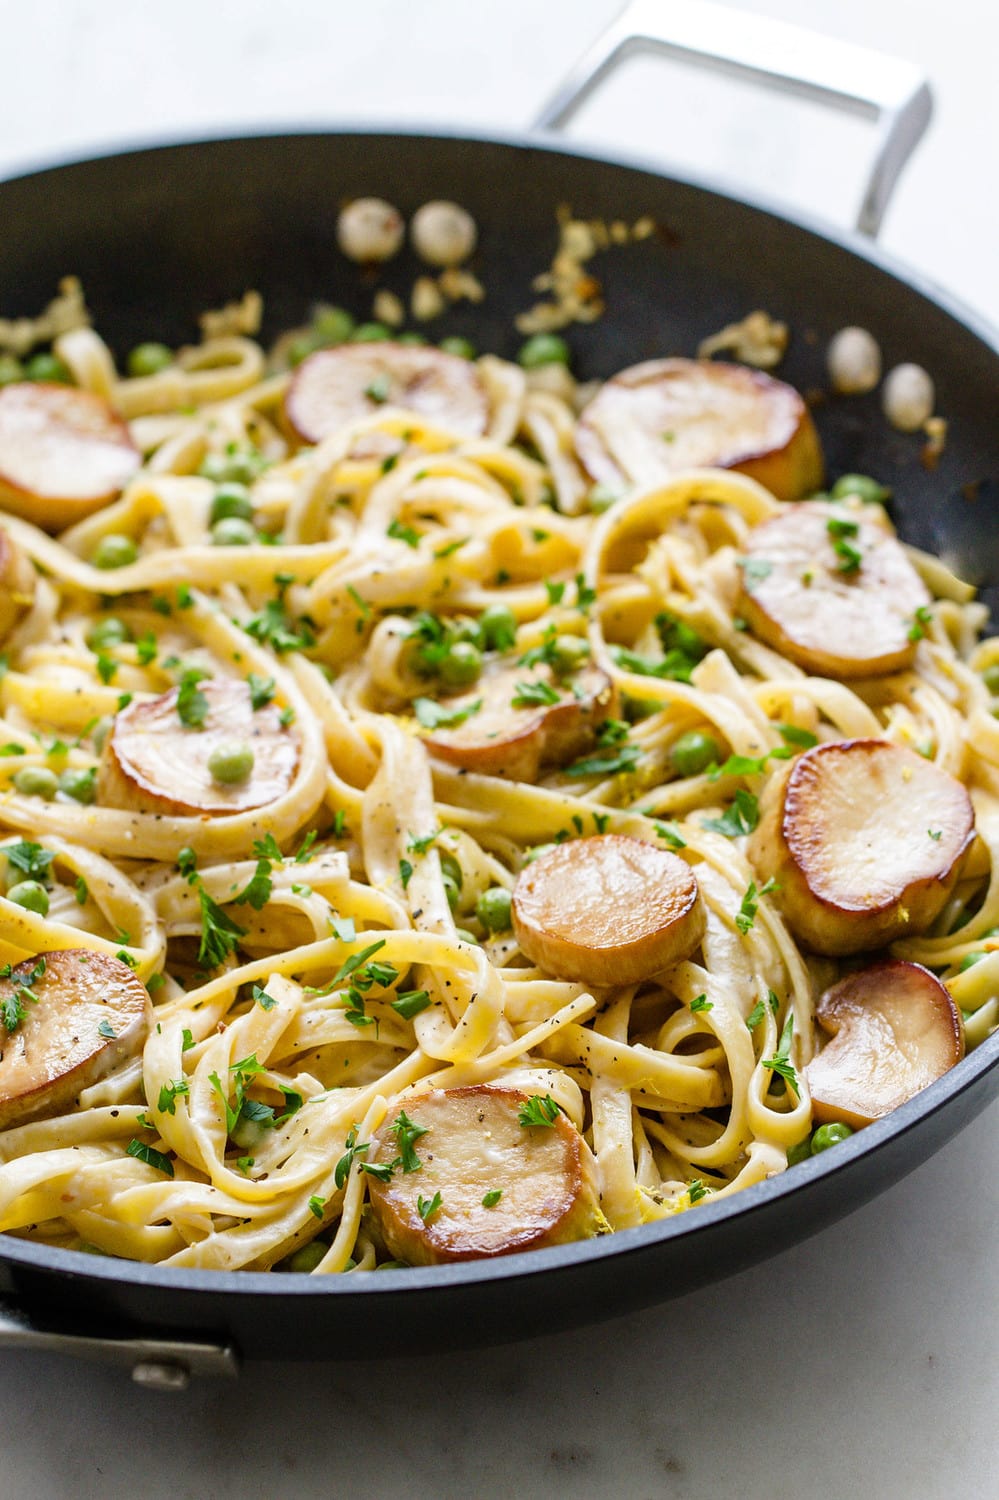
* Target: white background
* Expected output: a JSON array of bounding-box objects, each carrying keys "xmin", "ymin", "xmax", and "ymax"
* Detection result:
[{"xmin": 0, "ymin": 3, "xmax": 996, "ymax": 1497}]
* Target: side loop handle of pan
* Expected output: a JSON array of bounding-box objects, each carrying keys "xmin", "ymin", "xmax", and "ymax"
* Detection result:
[
  {"xmin": 0, "ymin": 1296, "xmax": 239, "ymax": 1386},
  {"xmin": 532, "ymin": 0, "xmax": 932, "ymax": 238}
]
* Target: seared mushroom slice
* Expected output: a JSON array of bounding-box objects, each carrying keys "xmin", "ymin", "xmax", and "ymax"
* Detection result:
[
  {"xmin": 0, "ymin": 383, "xmax": 140, "ymax": 531},
  {"xmin": 575, "ymin": 357, "xmax": 823, "ymax": 501},
  {"xmin": 366, "ymin": 1085, "xmax": 601, "ymax": 1264},
  {"xmin": 512, "ymin": 835, "xmax": 705, "ymax": 985},
  {"xmin": 750, "ymin": 739, "xmax": 974, "ymax": 956},
  {"xmin": 98, "ymin": 677, "xmax": 299, "ymax": 817},
  {"xmin": 0, "ymin": 526, "xmax": 36, "ymax": 640},
  {"xmin": 805, "ymin": 959, "xmax": 964, "ymax": 1128},
  {"xmin": 736, "ymin": 501, "xmax": 931, "ymax": 678},
  {"xmin": 421, "ymin": 662, "xmax": 617, "ymax": 781},
  {"xmin": 0, "ymin": 949, "xmax": 152, "ymax": 1130},
  {"xmin": 283, "ymin": 343, "xmax": 489, "ymax": 445}
]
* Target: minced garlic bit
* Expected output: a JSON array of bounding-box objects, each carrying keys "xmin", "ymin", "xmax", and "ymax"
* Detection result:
[
  {"xmin": 697, "ymin": 310, "xmax": 789, "ymax": 369},
  {"xmin": 198, "ymin": 290, "xmax": 263, "ymax": 342},
  {"xmin": 372, "ymin": 289, "xmax": 405, "ymax": 328},
  {"xmin": 438, "ymin": 268, "xmax": 485, "ymax": 305},
  {"xmin": 0, "ymin": 276, "xmax": 90, "ymax": 357},
  {"xmin": 411, "ymin": 276, "xmax": 446, "ymax": 323},
  {"xmin": 515, "ymin": 204, "xmax": 656, "ymax": 336},
  {"xmin": 921, "ymin": 414, "xmax": 948, "ymax": 469}
]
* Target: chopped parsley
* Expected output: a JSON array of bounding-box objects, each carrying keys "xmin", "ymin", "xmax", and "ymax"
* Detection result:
[
  {"xmin": 245, "ymin": 598, "xmax": 316, "ymax": 653},
  {"xmin": 832, "ymin": 537, "xmax": 863, "ymax": 574},
  {"xmin": 0, "ymin": 957, "xmax": 46, "ymax": 1032},
  {"xmin": 511, "ymin": 679, "xmax": 560, "ymax": 708},
  {"xmin": 517, "ymin": 1094, "xmax": 560, "ymax": 1128},
  {"xmin": 908, "ymin": 605, "xmax": 934, "ymax": 642},
  {"xmin": 653, "ymin": 821, "xmax": 686, "ymax": 848},
  {"xmin": 176, "ymin": 668, "xmax": 210, "ymax": 728},
  {"xmin": 235, "ymin": 857, "xmax": 273, "ymax": 911},
  {"xmin": 735, "ymin": 878, "xmax": 778, "ymax": 934},
  {"xmin": 417, "ymin": 1191, "xmax": 443, "ymax": 1221},
  {"xmin": 413, "ymin": 696, "xmax": 482, "ymax": 730},
  {"xmin": 197, "ymin": 885, "xmax": 247, "ymax": 969},
  {"xmin": 482, "ymin": 1189, "xmax": 503, "ymax": 1208},
  {"xmin": 387, "ymin": 1110, "xmax": 429, "ymax": 1173},
  {"xmin": 702, "ymin": 789, "xmax": 760, "ymax": 838},
  {"xmin": 738, "ymin": 557, "xmax": 772, "ymax": 592},
  {"xmin": 687, "ymin": 1179, "xmax": 708, "ymax": 1204},
  {"xmin": 126, "ymin": 1139, "xmax": 174, "ymax": 1177},
  {"xmin": 387, "ymin": 518, "xmax": 421, "ymax": 548},
  {"xmin": 689, "ymin": 994, "xmax": 712, "ymax": 1013},
  {"xmin": 5, "ymin": 841, "xmax": 55, "ymax": 884},
  {"xmin": 247, "ymin": 672, "xmax": 276, "ymax": 709},
  {"xmin": 97, "ymin": 1019, "xmax": 117, "ymax": 1040},
  {"xmin": 391, "ymin": 989, "xmax": 432, "ymax": 1020},
  {"xmin": 566, "ymin": 743, "xmax": 640, "ymax": 779},
  {"xmin": 308, "ymin": 1195, "xmax": 325, "ymax": 1219},
  {"xmin": 763, "ymin": 1014, "xmax": 799, "ymax": 1095},
  {"xmin": 826, "ymin": 516, "xmax": 860, "ymax": 540},
  {"xmin": 399, "ymin": 858, "xmax": 414, "ymax": 890},
  {"xmin": 777, "ymin": 723, "xmax": 818, "ymax": 749},
  {"xmin": 253, "ymin": 984, "xmax": 279, "ymax": 1011},
  {"xmin": 157, "ymin": 1079, "xmax": 190, "ymax": 1115}
]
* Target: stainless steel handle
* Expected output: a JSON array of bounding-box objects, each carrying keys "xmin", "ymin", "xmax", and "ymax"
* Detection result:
[
  {"xmin": 533, "ymin": 0, "xmax": 932, "ymax": 237},
  {"xmin": 0, "ymin": 1297, "xmax": 239, "ymax": 1386}
]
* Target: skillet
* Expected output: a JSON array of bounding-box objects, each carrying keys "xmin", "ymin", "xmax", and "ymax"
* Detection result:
[{"xmin": 0, "ymin": 1, "xmax": 995, "ymax": 1381}]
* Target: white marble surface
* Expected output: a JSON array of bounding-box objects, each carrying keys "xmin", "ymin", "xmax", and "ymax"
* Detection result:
[{"xmin": 0, "ymin": 3, "xmax": 997, "ymax": 1496}]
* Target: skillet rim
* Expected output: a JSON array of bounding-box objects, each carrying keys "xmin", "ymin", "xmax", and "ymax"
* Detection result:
[{"xmin": 0, "ymin": 123, "xmax": 996, "ymax": 1304}]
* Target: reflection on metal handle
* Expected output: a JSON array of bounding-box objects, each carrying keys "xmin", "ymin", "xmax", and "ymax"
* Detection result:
[
  {"xmin": 0, "ymin": 1298, "xmax": 239, "ymax": 1386},
  {"xmin": 533, "ymin": 0, "xmax": 932, "ymax": 237}
]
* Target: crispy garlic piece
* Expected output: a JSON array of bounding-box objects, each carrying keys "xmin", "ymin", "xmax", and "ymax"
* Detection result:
[
  {"xmin": 512, "ymin": 835, "xmax": 705, "ymax": 986},
  {"xmin": 366, "ymin": 1086, "xmax": 602, "ymax": 1264},
  {"xmin": 0, "ymin": 950, "xmax": 152, "ymax": 1130},
  {"xmin": 0, "ymin": 382, "xmax": 140, "ymax": 531},
  {"xmin": 283, "ymin": 343, "xmax": 489, "ymax": 444},
  {"xmin": 736, "ymin": 501, "xmax": 931, "ymax": 678},
  {"xmin": 98, "ymin": 677, "xmax": 300, "ymax": 817},
  {"xmin": 750, "ymin": 739, "xmax": 974, "ymax": 956},
  {"xmin": 421, "ymin": 662, "xmax": 617, "ymax": 781},
  {"xmin": 575, "ymin": 357, "xmax": 823, "ymax": 500},
  {"xmin": 805, "ymin": 959, "xmax": 964, "ymax": 1127}
]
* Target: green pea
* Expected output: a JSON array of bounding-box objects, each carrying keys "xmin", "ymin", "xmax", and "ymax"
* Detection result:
[
  {"xmin": 455, "ymin": 927, "xmax": 480, "ymax": 945},
  {"xmin": 524, "ymin": 843, "xmax": 557, "ymax": 864},
  {"xmin": 981, "ymin": 664, "xmax": 999, "ymax": 696},
  {"xmin": 0, "ymin": 355, "xmax": 23, "ymax": 386},
  {"xmin": 397, "ymin": 332, "xmax": 428, "ymax": 347},
  {"xmin": 351, "ymin": 322, "xmax": 392, "ymax": 343},
  {"xmin": 959, "ymin": 951, "xmax": 987, "ymax": 971},
  {"xmin": 518, "ymin": 333, "xmax": 571, "ymax": 369},
  {"xmin": 24, "ymin": 351, "xmax": 71, "ymax": 383},
  {"xmin": 551, "ymin": 635, "xmax": 590, "ymax": 674},
  {"xmin": 285, "ymin": 1240, "xmax": 328, "ymax": 1273},
  {"xmin": 211, "ymin": 517, "xmax": 256, "ymax": 547},
  {"xmin": 311, "ymin": 305, "xmax": 355, "ymax": 346},
  {"xmin": 59, "ymin": 768, "xmax": 97, "ymax": 804},
  {"xmin": 439, "ymin": 336, "xmax": 476, "ymax": 360},
  {"xmin": 230, "ymin": 1114, "xmax": 269, "ymax": 1151},
  {"xmin": 589, "ymin": 483, "xmax": 621, "ymax": 514},
  {"xmin": 438, "ymin": 852, "xmax": 463, "ymax": 891},
  {"xmin": 439, "ymin": 640, "xmax": 482, "ymax": 688},
  {"xmin": 786, "ymin": 1137, "xmax": 813, "ymax": 1167},
  {"xmin": 476, "ymin": 886, "xmax": 512, "ymax": 933},
  {"xmin": 12, "ymin": 766, "xmax": 58, "ymax": 800},
  {"xmin": 92, "ymin": 534, "xmax": 138, "ymax": 570},
  {"xmin": 829, "ymin": 473, "xmax": 891, "ymax": 505},
  {"xmin": 450, "ymin": 618, "xmax": 485, "ymax": 649},
  {"xmin": 442, "ymin": 873, "xmax": 461, "ymax": 911},
  {"xmin": 287, "ymin": 334, "xmax": 320, "ymax": 367},
  {"xmin": 126, "ymin": 342, "xmax": 173, "ymax": 378},
  {"xmin": 209, "ymin": 483, "xmax": 253, "ymax": 524},
  {"xmin": 810, "ymin": 1122, "xmax": 854, "ymax": 1153},
  {"xmin": 85, "ymin": 617, "xmax": 131, "ymax": 651},
  {"xmin": 207, "ymin": 741, "xmax": 255, "ymax": 785},
  {"xmin": 670, "ymin": 730, "xmax": 720, "ymax": 778},
  {"xmin": 199, "ymin": 450, "xmax": 263, "ymax": 485},
  {"xmin": 7, "ymin": 879, "xmax": 49, "ymax": 916},
  {"xmin": 479, "ymin": 604, "xmax": 518, "ymax": 653}
]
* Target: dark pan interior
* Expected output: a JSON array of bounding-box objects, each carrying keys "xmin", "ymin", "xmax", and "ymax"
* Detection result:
[{"xmin": 0, "ymin": 130, "xmax": 996, "ymax": 1358}]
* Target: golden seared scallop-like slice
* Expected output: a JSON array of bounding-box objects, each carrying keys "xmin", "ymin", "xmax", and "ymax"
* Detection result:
[
  {"xmin": 0, "ymin": 383, "xmax": 140, "ymax": 531},
  {"xmin": 0, "ymin": 527, "xmax": 36, "ymax": 641},
  {"xmin": 750, "ymin": 739, "xmax": 974, "ymax": 956},
  {"xmin": 366, "ymin": 1085, "xmax": 602, "ymax": 1265},
  {"xmin": 0, "ymin": 949, "xmax": 152, "ymax": 1130},
  {"xmin": 283, "ymin": 343, "xmax": 489, "ymax": 445},
  {"xmin": 575, "ymin": 357, "xmax": 823, "ymax": 500},
  {"xmin": 805, "ymin": 959, "xmax": 964, "ymax": 1128},
  {"xmin": 512, "ymin": 835, "xmax": 705, "ymax": 986},
  {"xmin": 421, "ymin": 662, "xmax": 617, "ymax": 781},
  {"xmin": 736, "ymin": 501, "xmax": 930, "ymax": 679},
  {"xmin": 98, "ymin": 677, "xmax": 299, "ymax": 817}
]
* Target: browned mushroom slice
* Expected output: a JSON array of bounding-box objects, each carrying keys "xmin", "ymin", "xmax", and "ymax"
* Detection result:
[
  {"xmin": 512, "ymin": 835, "xmax": 705, "ymax": 985},
  {"xmin": 98, "ymin": 677, "xmax": 299, "ymax": 816},
  {"xmin": 750, "ymin": 739, "xmax": 974, "ymax": 956},
  {"xmin": 0, "ymin": 526, "xmax": 36, "ymax": 640},
  {"xmin": 575, "ymin": 357, "xmax": 823, "ymax": 501},
  {"xmin": 0, "ymin": 383, "xmax": 140, "ymax": 531},
  {"xmin": 283, "ymin": 343, "xmax": 489, "ymax": 445},
  {"xmin": 421, "ymin": 663, "xmax": 617, "ymax": 781},
  {"xmin": 805, "ymin": 959, "xmax": 964, "ymax": 1128},
  {"xmin": 736, "ymin": 501, "xmax": 930, "ymax": 678},
  {"xmin": 0, "ymin": 949, "xmax": 152, "ymax": 1130},
  {"xmin": 366, "ymin": 1085, "xmax": 601, "ymax": 1264}
]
